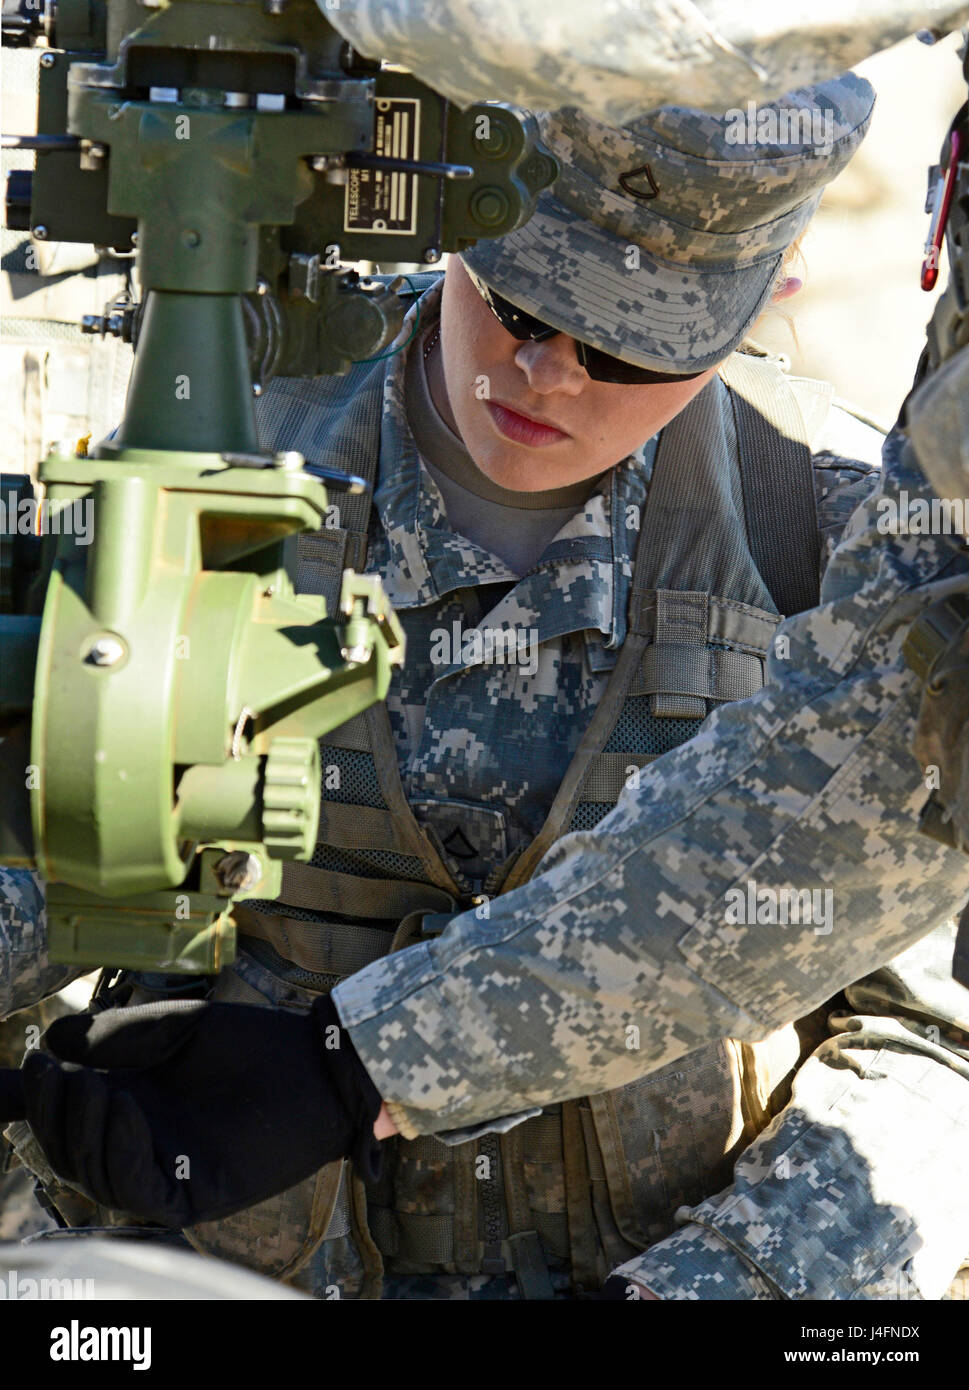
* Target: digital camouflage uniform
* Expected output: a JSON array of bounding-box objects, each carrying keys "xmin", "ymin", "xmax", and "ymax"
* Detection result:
[
  {"xmin": 324, "ymin": 0, "xmax": 969, "ymax": 125},
  {"xmin": 4, "ymin": 8, "xmax": 969, "ymax": 1300},
  {"xmin": 5, "ymin": 273, "xmax": 969, "ymax": 1297}
]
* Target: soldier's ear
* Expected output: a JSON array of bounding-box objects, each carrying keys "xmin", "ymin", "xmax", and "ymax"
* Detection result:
[{"xmin": 771, "ymin": 276, "xmax": 802, "ymax": 304}]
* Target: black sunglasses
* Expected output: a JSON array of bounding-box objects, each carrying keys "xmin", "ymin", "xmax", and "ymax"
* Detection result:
[{"xmin": 464, "ymin": 264, "xmax": 706, "ymax": 386}]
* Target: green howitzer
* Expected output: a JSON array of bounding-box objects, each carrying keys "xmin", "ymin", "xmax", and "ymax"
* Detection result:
[{"xmin": 0, "ymin": 0, "xmax": 557, "ymax": 973}]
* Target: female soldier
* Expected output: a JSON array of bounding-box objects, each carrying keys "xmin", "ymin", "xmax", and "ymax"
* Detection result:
[{"xmin": 6, "ymin": 75, "xmax": 969, "ymax": 1300}]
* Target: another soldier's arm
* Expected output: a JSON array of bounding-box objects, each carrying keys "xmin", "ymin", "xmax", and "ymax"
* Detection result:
[
  {"xmin": 368, "ymin": 920, "xmax": 969, "ymax": 1301},
  {"xmin": 323, "ymin": 2, "xmax": 969, "ymax": 124},
  {"xmin": 0, "ymin": 869, "xmax": 84, "ymax": 1020},
  {"xmin": 607, "ymin": 919, "xmax": 969, "ymax": 1299},
  {"xmin": 333, "ymin": 423, "xmax": 969, "ymax": 1138}
]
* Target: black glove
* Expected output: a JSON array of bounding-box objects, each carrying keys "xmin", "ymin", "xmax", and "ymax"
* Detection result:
[{"xmin": 0, "ymin": 994, "xmax": 383, "ymax": 1228}]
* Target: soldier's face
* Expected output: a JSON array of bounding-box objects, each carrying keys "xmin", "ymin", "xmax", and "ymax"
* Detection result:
[{"xmin": 432, "ymin": 256, "xmax": 720, "ymax": 492}]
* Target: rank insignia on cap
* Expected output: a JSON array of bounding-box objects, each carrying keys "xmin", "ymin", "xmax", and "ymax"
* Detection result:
[{"xmin": 618, "ymin": 164, "xmax": 660, "ymax": 200}]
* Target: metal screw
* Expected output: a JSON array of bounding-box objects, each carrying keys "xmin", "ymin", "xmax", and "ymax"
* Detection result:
[
  {"xmin": 213, "ymin": 851, "xmax": 263, "ymax": 892},
  {"xmin": 423, "ymin": 246, "xmax": 440, "ymax": 263},
  {"xmin": 39, "ymin": 52, "xmax": 56, "ymax": 68},
  {"xmin": 340, "ymin": 642, "xmax": 373, "ymax": 664},
  {"xmin": 130, "ymin": 232, "xmax": 138, "ymax": 247},
  {"xmin": 252, "ymin": 382, "xmax": 263, "ymax": 396},
  {"xmin": 86, "ymin": 636, "xmax": 126, "ymax": 667},
  {"xmin": 32, "ymin": 225, "xmax": 48, "ymax": 240}
]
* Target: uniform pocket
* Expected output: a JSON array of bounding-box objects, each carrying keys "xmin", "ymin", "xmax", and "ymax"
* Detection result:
[{"xmin": 588, "ymin": 1040, "xmax": 746, "ymax": 1249}]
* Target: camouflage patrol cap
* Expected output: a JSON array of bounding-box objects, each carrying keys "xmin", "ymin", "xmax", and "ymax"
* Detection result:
[{"xmin": 460, "ymin": 73, "xmax": 875, "ymax": 373}]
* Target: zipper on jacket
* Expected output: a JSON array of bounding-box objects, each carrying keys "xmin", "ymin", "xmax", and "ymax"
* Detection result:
[{"xmin": 477, "ymin": 1133, "xmax": 505, "ymax": 1274}]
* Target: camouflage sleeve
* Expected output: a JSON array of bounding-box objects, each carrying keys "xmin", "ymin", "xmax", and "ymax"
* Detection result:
[
  {"xmin": 0, "ymin": 868, "xmax": 85, "ymax": 1020},
  {"xmin": 321, "ymin": 2, "xmax": 969, "ymax": 124},
  {"xmin": 334, "ymin": 420, "xmax": 969, "ymax": 1139},
  {"xmin": 608, "ymin": 920, "xmax": 969, "ymax": 1300},
  {"xmin": 811, "ymin": 399, "xmax": 886, "ymax": 574}
]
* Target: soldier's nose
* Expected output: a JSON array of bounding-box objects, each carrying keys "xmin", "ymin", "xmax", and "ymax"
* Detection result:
[{"xmin": 513, "ymin": 336, "xmax": 587, "ymax": 396}]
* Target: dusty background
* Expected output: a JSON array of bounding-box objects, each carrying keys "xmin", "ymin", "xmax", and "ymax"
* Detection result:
[{"xmin": 752, "ymin": 31, "xmax": 966, "ymax": 429}]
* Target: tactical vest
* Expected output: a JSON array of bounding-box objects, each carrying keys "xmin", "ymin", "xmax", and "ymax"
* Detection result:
[
  {"xmin": 7, "ymin": 293, "xmax": 826, "ymax": 1296},
  {"xmin": 176, "ymin": 314, "xmax": 825, "ymax": 1298}
]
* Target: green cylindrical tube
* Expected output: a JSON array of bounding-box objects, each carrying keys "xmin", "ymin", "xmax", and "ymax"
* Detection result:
[
  {"xmin": 176, "ymin": 757, "xmax": 263, "ymax": 843},
  {"xmin": 109, "ymin": 291, "xmax": 259, "ymax": 455}
]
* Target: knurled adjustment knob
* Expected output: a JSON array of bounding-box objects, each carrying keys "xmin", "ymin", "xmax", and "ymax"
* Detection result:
[{"xmin": 262, "ymin": 737, "xmax": 320, "ymax": 860}]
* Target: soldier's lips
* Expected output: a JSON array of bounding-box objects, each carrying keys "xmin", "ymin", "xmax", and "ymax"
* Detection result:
[{"xmin": 485, "ymin": 399, "xmax": 570, "ymax": 447}]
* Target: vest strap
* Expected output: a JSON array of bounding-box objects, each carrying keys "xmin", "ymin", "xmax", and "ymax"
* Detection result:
[
  {"xmin": 316, "ymin": 801, "xmax": 414, "ymax": 854},
  {"xmin": 629, "ymin": 591, "xmax": 781, "ymax": 652},
  {"xmin": 562, "ymin": 1100, "xmax": 602, "ymax": 1292},
  {"xmin": 634, "ymin": 642, "xmax": 765, "ymax": 706},
  {"xmin": 720, "ymin": 352, "xmax": 820, "ymax": 617},
  {"xmin": 321, "ymin": 713, "xmax": 371, "ymax": 752},
  {"xmin": 232, "ymin": 903, "xmax": 397, "ymax": 977},
  {"xmin": 295, "ymin": 530, "xmax": 351, "ymax": 615},
  {"xmin": 574, "ymin": 753, "xmax": 654, "ymax": 803},
  {"xmin": 257, "ymin": 361, "xmax": 387, "ymax": 612},
  {"xmin": 279, "ymin": 861, "xmax": 455, "ymax": 920}
]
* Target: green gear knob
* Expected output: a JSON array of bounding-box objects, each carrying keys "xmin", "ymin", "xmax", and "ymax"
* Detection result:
[{"xmin": 262, "ymin": 737, "xmax": 321, "ymax": 861}]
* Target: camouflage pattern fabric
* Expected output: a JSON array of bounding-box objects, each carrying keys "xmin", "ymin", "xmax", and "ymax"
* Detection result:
[
  {"xmin": 306, "ymin": 282, "xmax": 969, "ymax": 1150},
  {"xmin": 0, "ymin": 868, "xmax": 81, "ymax": 1023},
  {"xmin": 0, "ymin": 992, "xmax": 80, "ymax": 1243},
  {"xmin": 4, "ymin": 14, "xmax": 969, "ymax": 1296},
  {"xmin": 4, "ymin": 281, "xmax": 969, "ymax": 1297},
  {"xmin": 461, "ymin": 80, "xmax": 874, "ymax": 371},
  {"xmin": 322, "ymin": 1, "xmax": 969, "ymax": 124},
  {"xmin": 613, "ymin": 917, "xmax": 969, "ymax": 1299}
]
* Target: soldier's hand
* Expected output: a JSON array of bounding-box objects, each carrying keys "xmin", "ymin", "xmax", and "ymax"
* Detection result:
[{"xmin": 6, "ymin": 996, "xmax": 383, "ymax": 1228}]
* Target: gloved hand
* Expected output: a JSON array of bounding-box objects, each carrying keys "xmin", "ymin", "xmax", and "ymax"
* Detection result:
[{"xmin": 0, "ymin": 994, "xmax": 383, "ymax": 1228}]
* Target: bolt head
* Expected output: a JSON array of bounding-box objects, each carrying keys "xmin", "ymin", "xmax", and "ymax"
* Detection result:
[
  {"xmin": 214, "ymin": 851, "xmax": 263, "ymax": 891},
  {"xmin": 86, "ymin": 636, "xmax": 126, "ymax": 667},
  {"xmin": 32, "ymin": 225, "xmax": 48, "ymax": 241},
  {"xmin": 40, "ymin": 52, "xmax": 56, "ymax": 68}
]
